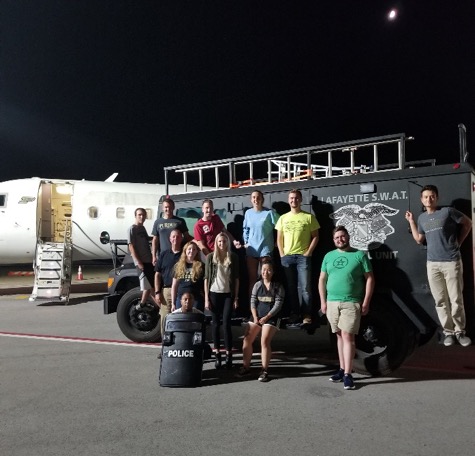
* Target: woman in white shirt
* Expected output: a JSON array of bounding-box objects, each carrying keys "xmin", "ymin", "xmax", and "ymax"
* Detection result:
[{"xmin": 204, "ymin": 233, "xmax": 239, "ymax": 369}]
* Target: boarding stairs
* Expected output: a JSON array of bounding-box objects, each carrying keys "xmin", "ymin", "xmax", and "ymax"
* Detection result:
[
  {"xmin": 163, "ymin": 132, "xmax": 436, "ymax": 194},
  {"xmin": 30, "ymin": 219, "xmax": 73, "ymax": 304}
]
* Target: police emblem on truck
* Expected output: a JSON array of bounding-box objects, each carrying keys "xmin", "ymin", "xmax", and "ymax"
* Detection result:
[{"xmin": 330, "ymin": 203, "xmax": 399, "ymax": 250}]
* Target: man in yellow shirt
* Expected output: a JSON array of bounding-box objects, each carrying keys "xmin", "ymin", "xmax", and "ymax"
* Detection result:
[{"xmin": 276, "ymin": 189, "xmax": 319, "ymax": 328}]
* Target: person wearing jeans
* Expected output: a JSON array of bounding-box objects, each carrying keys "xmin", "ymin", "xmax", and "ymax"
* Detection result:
[
  {"xmin": 280, "ymin": 254, "xmax": 312, "ymax": 322},
  {"xmin": 275, "ymin": 189, "xmax": 319, "ymax": 327},
  {"xmin": 242, "ymin": 190, "xmax": 279, "ymax": 297},
  {"xmin": 204, "ymin": 233, "xmax": 240, "ymax": 369}
]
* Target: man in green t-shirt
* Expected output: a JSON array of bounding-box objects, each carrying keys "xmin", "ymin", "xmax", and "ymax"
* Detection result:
[
  {"xmin": 275, "ymin": 189, "xmax": 320, "ymax": 328},
  {"xmin": 318, "ymin": 226, "xmax": 374, "ymax": 390}
]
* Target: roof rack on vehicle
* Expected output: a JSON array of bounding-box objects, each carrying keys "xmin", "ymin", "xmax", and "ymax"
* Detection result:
[{"xmin": 164, "ymin": 133, "xmax": 423, "ymax": 195}]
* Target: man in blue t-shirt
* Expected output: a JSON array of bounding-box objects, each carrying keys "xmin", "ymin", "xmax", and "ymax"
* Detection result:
[
  {"xmin": 406, "ymin": 184, "xmax": 472, "ymax": 347},
  {"xmin": 154, "ymin": 229, "xmax": 183, "ymax": 339},
  {"xmin": 319, "ymin": 226, "xmax": 374, "ymax": 390}
]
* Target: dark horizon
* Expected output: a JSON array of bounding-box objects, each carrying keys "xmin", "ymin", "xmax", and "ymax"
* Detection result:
[{"xmin": 1, "ymin": 1, "xmax": 474, "ymax": 184}]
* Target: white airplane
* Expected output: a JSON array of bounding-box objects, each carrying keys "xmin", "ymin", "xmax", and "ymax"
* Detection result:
[{"xmin": 0, "ymin": 174, "xmax": 201, "ymax": 265}]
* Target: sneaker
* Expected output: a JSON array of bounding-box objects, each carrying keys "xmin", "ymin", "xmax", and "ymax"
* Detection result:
[
  {"xmin": 456, "ymin": 332, "xmax": 472, "ymax": 347},
  {"xmin": 258, "ymin": 370, "xmax": 269, "ymax": 382},
  {"xmin": 302, "ymin": 316, "xmax": 312, "ymax": 325},
  {"xmin": 286, "ymin": 320, "xmax": 302, "ymax": 329},
  {"xmin": 286, "ymin": 315, "xmax": 301, "ymax": 328},
  {"xmin": 236, "ymin": 366, "xmax": 251, "ymax": 377},
  {"xmin": 443, "ymin": 334, "xmax": 456, "ymax": 346},
  {"xmin": 343, "ymin": 373, "xmax": 355, "ymax": 390},
  {"xmin": 329, "ymin": 368, "xmax": 344, "ymax": 383},
  {"xmin": 288, "ymin": 314, "xmax": 300, "ymax": 323}
]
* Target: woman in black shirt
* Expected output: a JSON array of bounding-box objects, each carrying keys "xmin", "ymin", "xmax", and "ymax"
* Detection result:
[
  {"xmin": 171, "ymin": 241, "xmax": 205, "ymax": 311},
  {"xmin": 237, "ymin": 260, "xmax": 284, "ymax": 382}
]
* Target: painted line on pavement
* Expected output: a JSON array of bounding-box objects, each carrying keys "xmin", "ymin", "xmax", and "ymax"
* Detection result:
[{"xmin": 0, "ymin": 331, "xmax": 161, "ymax": 348}]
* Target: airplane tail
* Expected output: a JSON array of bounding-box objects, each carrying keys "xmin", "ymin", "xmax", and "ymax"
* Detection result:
[{"xmin": 105, "ymin": 173, "xmax": 118, "ymax": 182}]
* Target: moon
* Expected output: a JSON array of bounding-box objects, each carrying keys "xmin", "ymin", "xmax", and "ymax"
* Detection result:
[{"xmin": 388, "ymin": 9, "xmax": 398, "ymax": 20}]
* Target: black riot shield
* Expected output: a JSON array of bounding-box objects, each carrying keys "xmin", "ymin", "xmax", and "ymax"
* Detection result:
[{"xmin": 159, "ymin": 312, "xmax": 206, "ymax": 387}]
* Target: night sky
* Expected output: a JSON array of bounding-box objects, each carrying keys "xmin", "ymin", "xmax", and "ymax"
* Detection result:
[{"xmin": 1, "ymin": 1, "xmax": 474, "ymax": 184}]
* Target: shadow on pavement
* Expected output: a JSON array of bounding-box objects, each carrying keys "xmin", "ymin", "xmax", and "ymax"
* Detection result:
[{"xmin": 37, "ymin": 294, "xmax": 106, "ymax": 307}]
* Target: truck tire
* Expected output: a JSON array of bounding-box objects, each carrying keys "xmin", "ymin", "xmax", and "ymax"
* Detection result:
[
  {"xmin": 353, "ymin": 302, "xmax": 418, "ymax": 376},
  {"xmin": 116, "ymin": 288, "xmax": 161, "ymax": 343}
]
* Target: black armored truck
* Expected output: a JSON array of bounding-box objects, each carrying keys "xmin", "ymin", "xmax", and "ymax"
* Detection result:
[{"xmin": 103, "ymin": 127, "xmax": 474, "ymax": 376}]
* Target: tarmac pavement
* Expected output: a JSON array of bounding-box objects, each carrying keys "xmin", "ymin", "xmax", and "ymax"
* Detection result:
[
  {"xmin": 1, "ymin": 291, "xmax": 475, "ymax": 456},
  {"xmin": 0, "ymin": 264, "xmax": 109, "ymax": 296},
  {"xmin": 1, "ymin": 264, "xmax": 475, "ymax": 456}
]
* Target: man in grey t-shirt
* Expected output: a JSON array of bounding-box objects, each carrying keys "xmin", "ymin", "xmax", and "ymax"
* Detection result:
[
  {"xmin": 151, "ymin": 198, "xmax": 192, "ymax": 264},
  {"xmin": 406, "ymin": 185, "xmax": 472, "ymax": 347},
  {"xmin": 128, "ymin": 208, "xmax": 156, "ymax": 309}
]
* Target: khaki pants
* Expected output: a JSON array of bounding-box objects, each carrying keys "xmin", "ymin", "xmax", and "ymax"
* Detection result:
[
  {"xmin": 159, "ymin": 287, "xmax": 173, "ymax": 337},
  {"xmin": 427, "ymin": 260, "xmax": 466, "ymax": 334}
]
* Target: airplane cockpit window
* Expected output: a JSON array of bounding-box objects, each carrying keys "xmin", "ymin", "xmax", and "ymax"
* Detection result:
[
  {"xmin": 0, "ymin": 194, "xmax": 6, "ymax": 207},
  {"xmin": 88, "ymin": 206, "xmax": 99, "ymax": 219},
  {"xmin": 116, "ymin": 207, "xmax": 125, "ymax": 219}
]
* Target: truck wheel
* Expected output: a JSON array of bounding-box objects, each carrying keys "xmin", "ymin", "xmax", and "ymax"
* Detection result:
[
  {"xmin": 353, "ymin": 303, "xmax": 418, "ymax": 376},
  {"xmin": 116, "ymin": 288, "xmax": 161, "ymax": 343}
]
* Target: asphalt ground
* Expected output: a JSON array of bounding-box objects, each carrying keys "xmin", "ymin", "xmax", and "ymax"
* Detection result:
[
  {"xmin": 1, "ymin": 291, "xmax": 475, "ymax": 456},
  {"xmin": 0, "ymin": 265, "xmax": 109, "ymax": 296}
]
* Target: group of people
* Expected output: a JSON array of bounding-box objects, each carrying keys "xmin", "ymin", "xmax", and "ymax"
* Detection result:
[
  {"xmin": 127, "ymin": 184, "xmax": 472, "ymax": 389},
  {"xmin": 128, "ymin": 199, "xmax": 241, "ymax": 369}
]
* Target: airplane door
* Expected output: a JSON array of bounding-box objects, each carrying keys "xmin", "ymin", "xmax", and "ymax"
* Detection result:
[
  {"xmin": 38, "ymin": 182, "xmax": 73, "ymax": 242},
  {"xmin": 51, "ymin": 183, "xmax": 73, "ymax": 242},
  {"xmin": 38, "ymin": 182, "xmax": 53, "ymax": 242}
]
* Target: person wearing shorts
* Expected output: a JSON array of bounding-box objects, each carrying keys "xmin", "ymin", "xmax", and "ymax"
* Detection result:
[
  {"xmin": 318, "ymin": 226, "xmax": 374, "ymax": 390},
  {"xmin": 236, "ymin": 260, "xmax": 284, "ymax": 382},
  {"xmin": 127, "ymin": 207, "xmax": 156, "ymax": 309}
]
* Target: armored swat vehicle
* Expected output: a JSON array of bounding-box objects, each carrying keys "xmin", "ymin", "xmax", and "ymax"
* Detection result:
[{"xmin": 104, "ymin": 126, "xmax": 474, "ymax": 376}]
